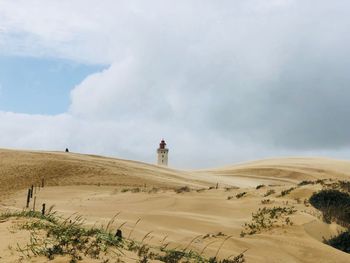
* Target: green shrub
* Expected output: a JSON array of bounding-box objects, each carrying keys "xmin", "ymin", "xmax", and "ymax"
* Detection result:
[
  {"xmin": 324, "ymin": 231, "xmax": 350, "ymax": 254},
  {"xmin": 309, "ymin": 189, "xmax": 350, "ymax": 226}
]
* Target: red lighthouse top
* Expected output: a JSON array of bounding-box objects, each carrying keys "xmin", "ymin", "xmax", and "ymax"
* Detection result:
[{"xmin": 159, "ymin": 139, "xmax": 166, "ymax": 149}]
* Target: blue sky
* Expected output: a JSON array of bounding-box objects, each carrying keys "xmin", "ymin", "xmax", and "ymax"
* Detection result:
[{"xmin": 0, "ymin": 56, "xmax": 105, "ymax": 114}]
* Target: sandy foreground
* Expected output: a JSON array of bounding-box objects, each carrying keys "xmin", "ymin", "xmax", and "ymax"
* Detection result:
[{"xmin": 0, "ymin": 149, "xmax": 350, "ymax": 262}]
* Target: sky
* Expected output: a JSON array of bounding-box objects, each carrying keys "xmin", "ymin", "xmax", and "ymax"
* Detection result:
[
  {"xmin": 0, "ymin": 0, "xmax": 350, "ymax": 169},
  {"xmin": 0, "ymin": 56, "xmax": 104, "ymax": 114}
]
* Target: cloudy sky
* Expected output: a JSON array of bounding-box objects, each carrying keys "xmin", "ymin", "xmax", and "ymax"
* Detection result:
[{"xmin": 0, "ymin": 0, "xmax": 349, "ymax": 169}]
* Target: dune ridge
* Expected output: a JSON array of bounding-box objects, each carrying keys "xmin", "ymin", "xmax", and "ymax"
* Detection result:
[{"xmin": 1, "ymin": 149, "xmax": 350, "ymax": 195}]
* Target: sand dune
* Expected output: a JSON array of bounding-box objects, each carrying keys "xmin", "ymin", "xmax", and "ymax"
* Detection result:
[
  {"xmin": 1, "ymin": 149, "xmax": 349, "ymax": 195},
  {"xmin": 202, "ymin": 157, "xmax": 350, "ymax": 181},
  {"xmin": 1, "ymin": 149, "xmax": 350, "ymax": 262}
]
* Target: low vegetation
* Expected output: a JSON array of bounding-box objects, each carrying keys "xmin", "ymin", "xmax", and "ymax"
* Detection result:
[
  {"xmin": 203, "ymin": 232, "xmax": 226, "ymax": 239},
  {"xmin": 119, "ymin": 187, "xmax": 162, "ymax": 194},
  {"xmin": 298, "ymin": 180, "xmax": 314, "ymax": 186},
  {"xmin": 121, "ymin": 187, "xmax": 142, "ymax": 193},
  {"xmin": 309, "ymin": 189, "xmax": 350, "ymax": 226},
  {"xmin": 0, "ymin": 210, "xmax": 58, "ymax": 224},
  {"xmin": 310, "ymin": 189, "xmax": 350, "ymax": 254},
  {"xmin": 175, "ymin": 186, "xmax": 191, "ymax": 193},
  {"xmin": 3, "ymin": 210, "xmax": 246, "ymax": 262},
  {"xmin": 337, "ymin": 181, "xmax": 350, "ymax": 192},
  {"xmin": 326, "ymin": 180, "xmax": 350, "ymax": 193},
  {"xmin": 235, "ymin": 192, "xmax": 247, "ymax": 199},
  {"xmin": 260, "ymin": 199, "xmax": 272, "ymax": 205},
  {"xmin": 324, "ymin": 231, "xmax": 350, "ymax": 254},
  {"xmin": 263, "ymin": 189, "xmax": 275, "ymax": 197},
  {"xmin": 298, "ymin": 179, "xmax": 327, "ymax": 187},
  {"xmin": 16, "ymin": 212, "xmax": 123, "ymax": 261},
  {"xmin": 279, "ymin": 187, "xmax": 296, "ymax": 197},
  {"xmin": 240, "ymin": 206, "xmax": 296, "ymax": 237}
]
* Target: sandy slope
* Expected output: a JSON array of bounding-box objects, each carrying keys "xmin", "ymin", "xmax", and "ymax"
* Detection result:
[
  {"xmin": 1, "ymin": 149, "xmax": 350, "ymax": 262},
  {"xmin": 199, "ymin": 157, "xmax": 350, "ymax": 181}
]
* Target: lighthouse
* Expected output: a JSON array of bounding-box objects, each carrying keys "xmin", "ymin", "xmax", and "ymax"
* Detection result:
[{"xmin": 157, "ymin": 139, "xmax": 169, "ymax": 166}]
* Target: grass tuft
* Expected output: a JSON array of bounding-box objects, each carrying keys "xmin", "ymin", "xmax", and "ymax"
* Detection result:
[
  {"xmin": 240, "ymin": 206, "xmax": 296, "ymax": 237},
  {"xmin": 263, "ymin": 189, "xmax": 275, "ymax": 197},
  {"xmin": 279, "ymin": 187, "xmax": 296, "ymax": 197},
  {"xmin": 3, "ymin": 210, "xmax": 245, "ymax": 262},
  {"xmin": 235, "ymin": 192, "xmax": 247, "ymax": 199},
  {"xmin": 175, "ymin": 186, "xmax": 191, "ymax": 193}
]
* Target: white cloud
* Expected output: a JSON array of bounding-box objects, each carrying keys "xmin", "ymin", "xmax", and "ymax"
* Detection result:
[{"xmin": 0, "ymin": 0, "xmax": 350, "ymax": 168}]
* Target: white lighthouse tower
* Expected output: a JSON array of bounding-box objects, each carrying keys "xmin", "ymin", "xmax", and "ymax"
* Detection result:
[{"xmin": 157, "ymin": 139, "xmax": 169, "ymax": 166}]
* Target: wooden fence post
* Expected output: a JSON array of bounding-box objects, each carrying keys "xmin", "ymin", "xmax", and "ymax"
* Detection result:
[
  {"xmin": 41, "ymin": 203, "xmax": 46, "ymax": 215},
  {"xmin": 26, "ymin": 189, "xmax": 31, "ymax": 208}
]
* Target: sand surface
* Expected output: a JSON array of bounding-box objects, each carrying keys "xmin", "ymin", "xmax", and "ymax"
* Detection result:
[{"xmin": 1, "ymin": 149, "xmax": 350, "ymax": 262}]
